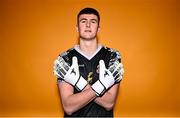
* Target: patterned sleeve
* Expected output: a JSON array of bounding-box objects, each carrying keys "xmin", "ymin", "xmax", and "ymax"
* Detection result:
[{"xmin": 108, "ymin": 49, "xmax": 121, "ymax": 67}]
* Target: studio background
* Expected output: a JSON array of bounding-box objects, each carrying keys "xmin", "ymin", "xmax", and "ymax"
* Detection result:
[{"xmin": 0, "ymin": 0, "xmax": 179, "ymax": 117}]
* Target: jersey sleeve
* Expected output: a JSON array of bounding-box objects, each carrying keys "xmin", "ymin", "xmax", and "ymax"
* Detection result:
[
  {"xmin": 108, "ymin": 49, "xmax": 123, "ymax": 83},
  {"xmin": 108, "ymin": 49, "xmax": 121, "ymax": 66}
]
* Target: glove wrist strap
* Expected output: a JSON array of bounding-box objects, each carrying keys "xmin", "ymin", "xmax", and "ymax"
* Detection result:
[
  {"xmin": 75, "ymin": 76, "xmax": 88, "ymax": 91},
  {"xmin": 91, "ymin": 80, "xmax": 106, "ymax": 96}
]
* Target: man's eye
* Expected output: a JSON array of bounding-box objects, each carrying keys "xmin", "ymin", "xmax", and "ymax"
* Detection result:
[
  {"xmin": 91, "ymin": 20, "xmax": 97, "ymax": 24},
  {"xmin": 81, "ymin": 20, "xmax": 86, "ymax": 23}
]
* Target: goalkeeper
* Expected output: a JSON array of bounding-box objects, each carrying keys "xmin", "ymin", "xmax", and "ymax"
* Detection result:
[{"xmin": 53, "ymin": 7, "xmax": 124, "ymax": 117}]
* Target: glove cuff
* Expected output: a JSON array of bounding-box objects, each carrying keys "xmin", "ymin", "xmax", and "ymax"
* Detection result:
[
  {"xmin": 91, "ymin": 80, "xmax": 106, "ymax": 96},
  {"xmin": 75, "ymin": 76, "xmax": 88, "ymax": 91}
]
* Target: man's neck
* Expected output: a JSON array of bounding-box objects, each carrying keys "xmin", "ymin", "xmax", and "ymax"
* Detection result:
[{"xmin": 79, "ymin": 38, "xmax": 98, "ymax": 56}]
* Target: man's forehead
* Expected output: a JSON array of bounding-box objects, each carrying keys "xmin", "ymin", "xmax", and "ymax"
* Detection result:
[{"xmin": 79, "ymin": 14, "xmax": 98, "ymax": 20}]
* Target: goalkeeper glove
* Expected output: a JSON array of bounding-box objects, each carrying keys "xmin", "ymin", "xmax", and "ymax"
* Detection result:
[
  {"xmin": 91, "ymin": 60, "xmax": 124, "ymax": 96},
  {"xmin": 54, "ymin": 56, "xmax": 87, "ymax": 91}
]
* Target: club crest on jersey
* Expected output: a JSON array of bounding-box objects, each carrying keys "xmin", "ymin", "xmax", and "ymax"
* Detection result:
[{"xmin": 87, "ymin": 72, "xmax": 93, "ymax": 83}]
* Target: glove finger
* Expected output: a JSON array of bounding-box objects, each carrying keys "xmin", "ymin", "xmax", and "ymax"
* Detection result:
[
  {"xmin": 58, "ymin": 57, "xmax": 70, "ymax": 71},
  {"xmin": 120, "ymin": 67, "xmax": 124, "ymax": 75},
  {"xmin": 55, "ymin": 60, "xmax": 67, "ymax": 75},
  {"xmin": 111, "ymin": 62, "xmax": 120, "ymax": 74},
  {"xmin": 112, "ymin": 63, "xmax": 123, "ymax": 77},
  {"xmin": 114, "ymin": 73, "xmax": 120, "ymax": 80},
  {"xmin": 53, "ymin": 70, "xmax": 64, "ymax": 78},
  {"xmin": 72, "ymin": 57, "xmax": 78, "ymax": 68},
  {"xmin": 118, "ymin": 63, "xmax": 124, "ymax": 75},
  {"xmin": 119, "ymin": 63, "xmax": 123, "ymax": 68},
  {"xmin": 115, "ymin": 62, "xmax": 123, "ymax": 71},
  {"xmin": 72, "ymin": 56, "xmax": 78, "ymax": 65},
  {"xmin": 99, "ymin": 60, "xmax": 106, "ymax": 68},
  {"xmin": 99, "ymin": 60, "xmax": 106, "ymax": 78},
  {"xmin": 72, "ymin": 56, "xmax": 79, "ymax": 75}
]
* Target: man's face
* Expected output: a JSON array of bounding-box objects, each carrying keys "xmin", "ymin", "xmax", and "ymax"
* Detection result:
[{"xmin": 77, "ymin": 14, "xmax": 99, "ymax": 40}]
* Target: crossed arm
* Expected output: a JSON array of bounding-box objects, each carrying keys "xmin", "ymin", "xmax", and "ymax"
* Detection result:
[
  {"xmin": 55, "ymin": 56, "xmax": 123, "ymax": 115},
  {"xmin": 58, "ymin": 81, "xmax": 119, "ymax": 115}
]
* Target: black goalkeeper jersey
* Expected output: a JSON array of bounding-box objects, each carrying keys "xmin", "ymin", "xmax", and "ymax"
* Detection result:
[{"xmin": 57, "ymin": 45, "xmax": 121, "ymax": 117}]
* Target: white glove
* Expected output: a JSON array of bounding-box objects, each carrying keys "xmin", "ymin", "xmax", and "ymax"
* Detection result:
[
  {"xmin": 54, "ymin": 56, "xmax": 87, "ymax": 91},
  {"xmin": 91, "ymin": 60, "xmax": 124, "ymax": 96}
]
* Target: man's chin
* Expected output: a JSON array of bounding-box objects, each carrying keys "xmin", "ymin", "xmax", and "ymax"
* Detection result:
[{"xmin": 80, "ymin": 36, "xmax": 96, "ymax": 41}]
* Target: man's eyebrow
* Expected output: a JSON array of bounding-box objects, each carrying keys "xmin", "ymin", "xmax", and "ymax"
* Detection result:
[
  {"xmin": 80, "ymin": 18, "xmax": 87, "ymax": 22},
  {"xmin": 91, "ymin": 19, "xmax": 98, "ymax": 22},
  {"xmin": 79, "ymin": 18, "xmax": 98, "ymax": 22}
]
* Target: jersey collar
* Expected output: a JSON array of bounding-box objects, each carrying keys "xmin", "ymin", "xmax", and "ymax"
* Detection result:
[{"xmin": 74, "ymin": 44, "xmax": 103, "ymax": 60}]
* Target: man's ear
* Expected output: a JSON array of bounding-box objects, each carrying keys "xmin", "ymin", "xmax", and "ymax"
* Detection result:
[
  {"xmin": 97, "ymin": 26, "xmax": 100, "ymax": 33},
  {"xmin": 76, "ymin": 24, "xmax": 79, "ymax": 32}
]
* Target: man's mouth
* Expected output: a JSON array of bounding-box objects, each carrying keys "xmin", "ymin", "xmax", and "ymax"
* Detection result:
[{"xmin": 85, "ymin": 30, "xmax": 91, "ymax": 32}]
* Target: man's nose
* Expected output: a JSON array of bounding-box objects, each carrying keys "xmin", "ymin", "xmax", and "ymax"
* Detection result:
[{"xmin": 86, "ymin": 22, "xmax": 90, "ymax": 28}]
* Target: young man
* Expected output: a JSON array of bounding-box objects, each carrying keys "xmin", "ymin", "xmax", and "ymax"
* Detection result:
[{"xmin": 53, "ymin": 8, "xmax": 124, "ymax": 117}]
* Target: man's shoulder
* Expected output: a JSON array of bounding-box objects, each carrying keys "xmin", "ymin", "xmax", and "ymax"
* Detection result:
[
  {"xmin": 103, "ymin": 46, "xmax": 121, "ymax": 57},
  {"xmin": 56, "ymin": 47, "xmax": 76, "ymax": 64},
  {"xmin": 59, "ymin": 47, "xmax": 75, "ymax": 57}
]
